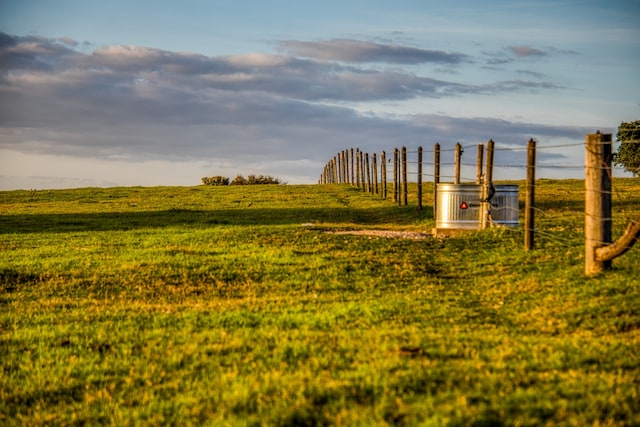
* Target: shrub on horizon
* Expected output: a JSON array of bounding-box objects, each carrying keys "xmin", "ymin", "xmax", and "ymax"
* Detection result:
[{"xmin": 201, "ymin": 176, "xmax": 230, "ymax": 186}]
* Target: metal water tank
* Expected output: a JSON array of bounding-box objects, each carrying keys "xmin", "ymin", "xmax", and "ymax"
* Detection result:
[
  {"xmin": 435, "ymin": 183, "xmax": 519, "ymax": 229},
  {"xmin": 491, "ymin": 184, "xmax": 519, "ymax": 227},
  {"xmin": 436, "ymin": 184, "xmax": 483, "ymax": 229}
]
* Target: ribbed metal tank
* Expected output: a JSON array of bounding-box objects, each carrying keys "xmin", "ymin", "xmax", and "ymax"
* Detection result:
[
  {"xmin": 435, "ymin": 184, "xmax": 519, "ymax": 229},
  {"xmin": 490, "ymin": 184, "xmax": 519, "ymax": 227},
  {"xmin": 436, "ymin": 184, "xmax": 483, "ymax": 229}
]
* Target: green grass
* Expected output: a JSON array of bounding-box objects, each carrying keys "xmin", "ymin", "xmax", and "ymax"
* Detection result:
[{"xmin": 1, "ymin": 181, "xmax": 639, "ymax": 426}]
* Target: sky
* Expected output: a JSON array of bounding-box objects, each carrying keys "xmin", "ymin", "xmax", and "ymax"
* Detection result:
[{"xmin": 1, "ymin": 0, "xmax": 639, "ymax": 189}]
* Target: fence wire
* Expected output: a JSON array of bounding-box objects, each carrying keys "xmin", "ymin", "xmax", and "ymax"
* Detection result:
[{"xmin": 319, "ymin": 139, "xmax": 639, "ymax": 251}]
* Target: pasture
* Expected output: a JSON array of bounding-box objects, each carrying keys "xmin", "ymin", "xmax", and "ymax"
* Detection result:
[{"xmin": 1, "ymin": 180, "xmax": 639, "ymax": 426}]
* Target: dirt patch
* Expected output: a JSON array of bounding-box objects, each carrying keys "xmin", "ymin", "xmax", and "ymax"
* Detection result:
[{"xmin": 324, "ymin": 230, "xmax": 432, "ymax": 240}]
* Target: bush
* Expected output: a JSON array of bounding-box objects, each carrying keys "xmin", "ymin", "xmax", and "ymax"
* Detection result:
[
  {"xmin": 201, "ymin": 176, "xmax": 229, "ymax": 186},
  {"xmin": 230, "ymin": 175, "xmax": 248, "ymax": 185},
  {"xmin": 231, "ymin": 175, "xmax": 284, "ymax": 185}
]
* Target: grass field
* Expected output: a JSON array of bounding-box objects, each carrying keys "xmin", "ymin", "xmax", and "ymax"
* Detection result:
[{"xmin": 1, "ymin": 180, "xmax": 639, "ymax": 426}]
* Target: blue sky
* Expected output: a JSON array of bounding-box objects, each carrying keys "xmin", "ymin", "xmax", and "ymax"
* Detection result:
[{"xmin": 1, "ymin": 0, "xmax": 639, "ymax": 189}]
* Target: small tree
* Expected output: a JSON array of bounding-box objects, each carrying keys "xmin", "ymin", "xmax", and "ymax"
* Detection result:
[{"xmin": 614, "ymin": 120, "xmax": 640, "ymax": 176}]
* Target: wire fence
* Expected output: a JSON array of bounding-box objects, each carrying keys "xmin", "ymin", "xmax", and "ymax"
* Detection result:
[{"xmin": 318, "ymin": 138, "xmax": 640, "ymax": 256}]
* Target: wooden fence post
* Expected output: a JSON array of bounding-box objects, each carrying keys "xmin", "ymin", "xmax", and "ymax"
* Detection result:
[
  {"xmin": 525, "ymin": 139, "xmax": 536, "ymax": 251},
  {"xmin": 402, "ymin": 146, "xmax": 408, "ymax": 206},
  {"xmin": 356, "ymin": 149, "xmax": 361, "ymax": 188},
  {"xmin": 381, "ymin": 151, "xmax": 387, "ymax": 199},
  {"xmin": 417, "ymin": 146, "xmax": 423, "ymax": 211},
  {"xmin": 373, "ymin": 153, "xmax": 378, "ymax": 194},
  {"xmin": 481, "ymin": 139, "xmax": 495, "ymax": 229},
  {"xmin": 393, "ymin": 148, "xmax": 399, "ymax": 203},
  {"xmin": 364, "ymin": 153, "xmax": 371, "ymax": 193},
  {"xmin": 351, "ymin": 148, "xmax": 355, "ymax": 185},
  {"xmin": 585, "ymin": 133, "xmax": 612, "ymax": 274},
  {"xmin": 454, "ymin": 143, "xmax": 462, "ymax": 184},
  {"xmin": 342, "ymin": 150, "xmax": 347, "ymax": 184},
  {"xmin": 434, "ymin": 143, "xmax": 440, "ymax": 220},
  {"xmin": 476, "ymin": 143, "xmax": 484, "ymax": 184}
]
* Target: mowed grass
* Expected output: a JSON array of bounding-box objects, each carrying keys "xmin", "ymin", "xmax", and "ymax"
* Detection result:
[{"xmin": 1, "ymin": 181, "xmax": 639, "ymax": 426}]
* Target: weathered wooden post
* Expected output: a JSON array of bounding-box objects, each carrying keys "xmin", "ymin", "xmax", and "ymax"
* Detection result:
[
  {"xmin": 351, "ymin": 148, "xmax": 355, "ymax": 185},
  {"xmin": 454, "ymin": 143, "xmax": 462, "ymax": 184},
  {"xmin": 434, "ymin": 143, "xmax": 440, "ymax": 220},
  {"xmin": 356, "ymin": 149, "xmax": 361, "ymax": 188},
  {"xmin": 476, "ymin": 143, "xmax": 484, "ymax": 184},
  {"xmin": 402, "ymin": 146, "xmax": 408, "ymax": 206},
  {"xmin": 373, "ymin": 153, "xmax": 378, "ymax": 194},
  {"xmin": 365, "ymin": 152, "xmax": 371, "ymax": 193},
  {"xmin": 584, "ymin": 131, "xmax": 640, "ymax": 275},
  {"xmin": 381, "ymin": 151, "xmax": 387, "ymax": 199},
  {"xmin": 342, "ymin": 150, "xmax": 348, "ymax": 184},
  {"xmin": 525, "ymin": 139, "xmax": 536, "ymax": 251},
  {"xmin": 585, "ymin": 132, "xmax": 612, "ymax": 274},
  {"xmin": 360, "ymin": 151, "xmax": 366, "ymax": 191},
  {"xmin": 417, "ymin": 146, "xmax": 423, "ymax": 211},
  {"xmin": 481, "ymin": 140, "xmax": 495, "ymax": 229},
  {"xmin": 393, "ymin": 148, "xmax": 399, "ymax": 203}
]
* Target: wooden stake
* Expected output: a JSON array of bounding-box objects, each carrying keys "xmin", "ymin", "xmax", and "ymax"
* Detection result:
[
  {"xmin": 454, "ymin": 143, "xmax": 462, "ymax": 184},
  {"xmin": 585, "ymin": 132, "xmax": 613, "ymax": 275},
  {"xmin": 402, "ymin": 146, "xmax": 408, "ymax": 206},
  {"xmin": 417, "ymin": 146, "xmax": 423, "ymax": 211},
  {"xmin": 525, "ymin": 139, "xmax": 536, "ymax": 251},
  {"xmin": 434, "ymin": 143, "xmax": 440, "ymax": 220},
  {"xmin": 476, "ymin": 143, "xmax": 484, "ymax": 184}
]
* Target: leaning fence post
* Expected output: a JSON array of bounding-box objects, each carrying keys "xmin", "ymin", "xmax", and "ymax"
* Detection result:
[{"xmin": 525, "ymin": 139, "xmax": 536, "ymax": 251}]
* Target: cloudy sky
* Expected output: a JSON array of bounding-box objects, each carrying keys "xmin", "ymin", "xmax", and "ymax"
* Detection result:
[{"xmin": 1, "ymin": 1, "xmax": 639, "ymax": 189}]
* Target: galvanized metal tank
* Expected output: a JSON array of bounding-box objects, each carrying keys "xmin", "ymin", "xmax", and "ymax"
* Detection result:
[
  {"xmin": 435, "ymin": 183, "xmax": 519, "ymax": 229},
  {"xmin": 436, "ymin": 184, "xmax": 483, "ymax": 229},
  {"xmin": 491, "ymin": 184, "xmax": 519, "ymax": 227}
]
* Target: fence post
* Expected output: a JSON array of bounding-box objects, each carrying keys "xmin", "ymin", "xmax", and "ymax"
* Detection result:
[
  {"xmin": 434, "ymin": 143, "xmax": 440, "ymax": 220},
  {"xmin": 373, "ymin": 153, "xmax": 378, "ymax": 194},
  {"xmin": 381, "ymin": 151, "xmax": 387, "ymax": 199},
  {"xmin": 476, "ymin": 143, "xmax": 484, "ymax": 184},
  {"xmin": 585, "ymin": 132, "xmax": 613, "ymax": 274},
  {"xmin": 481, "ymin": 139, "xmax": 495, "ymax": 229},
  {"xmin": 393, "ymin": 148, "xmax": 399, "ymax": 203},
  {"xmin": 365, "ymin": 152, "xmax": 371, "ymax": 193},
  {"xmin": 356, "ymin": 149, "xmax": 361, "ymax": 188},
  {"xmin": 454, "ymin": 143, "xmax": 462, "ymax": 184},
  {"xmin": 402, "ymin": 146, "xmax": 408, "ymax": 206},
  {"xmin": 417, "ymin": 146, "xmax": 423, "ymax": 211},
  {"xmin": 525, "ymin": 139, "xmax": 536, "ymax": 251},
  {"xmin": 351, "ymin": 148, "xmax": 355, "ymax": 185},
  {"xmin": 342, "ymin": 150, "xmax": 347, "ymax": 184}
]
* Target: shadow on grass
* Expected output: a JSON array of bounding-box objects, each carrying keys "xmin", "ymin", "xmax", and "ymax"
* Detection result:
[{"xmin": 0, "ymin": 206, "xmax": 432, "ymax": 234}]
